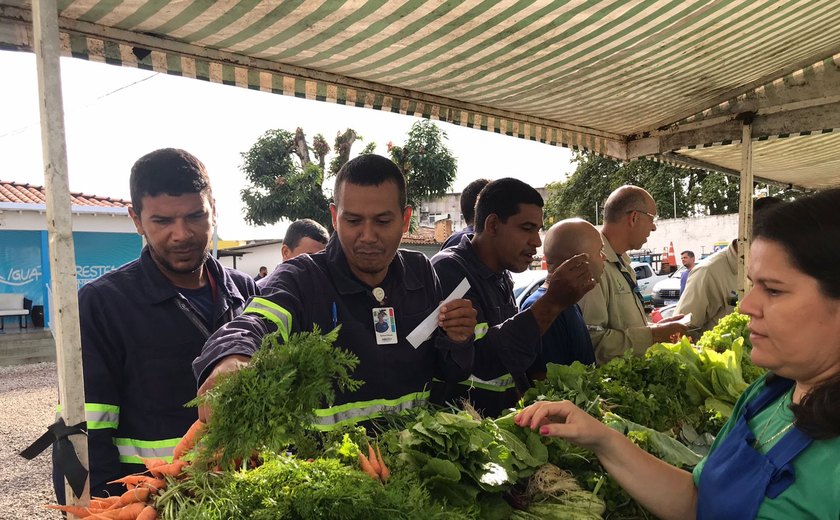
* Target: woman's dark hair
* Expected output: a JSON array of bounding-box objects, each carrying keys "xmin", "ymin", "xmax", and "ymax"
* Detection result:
[
  {"xmin": 130, "ymin": 148, "xmax": 212, "ymax": 215},
  {"xmin": 754, "ymin": 188, "xmax": 840, "ymax": 439},
  {"xmin": 474, "ymin": 178, "xmax": 543, "ymax": 233}
]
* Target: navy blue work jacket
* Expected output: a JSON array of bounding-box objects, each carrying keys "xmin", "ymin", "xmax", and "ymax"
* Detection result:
[
  {"xmin": 193, "ymin": 235, "xmax": 473, "ymax": 429},
  {"xmin": 430, "ymin": 235, "xmax": 541, "ymax": 417},
  {"xmin": 53, "ymin": 247, "xmax": 257, "ymax": 502}
]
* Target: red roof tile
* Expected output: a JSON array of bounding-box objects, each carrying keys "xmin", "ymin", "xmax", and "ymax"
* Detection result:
[
  {"xmin": 0, "ymin": 180, "xmax": 131, "ymax": 208},
  {"xmin": 401, "ymin": 226, "xmax": 438, "ymax": 245}
]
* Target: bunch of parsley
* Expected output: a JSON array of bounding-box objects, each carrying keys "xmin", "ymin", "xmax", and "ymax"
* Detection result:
[{"xmin": 193, "ymin": 326, "xmax": 362, "ymax": 468}]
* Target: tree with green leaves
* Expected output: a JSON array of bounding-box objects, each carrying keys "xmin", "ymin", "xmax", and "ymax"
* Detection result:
[
  {"xmin": 544, "ymin": 152, "xmax": 785, "ymax": 226},
  {"xmin": 240, "ymin": 127, "xmax": 372, "ymax": 230},
  {"xmin": 387, "ymin": 119, "xmax": 458, "ymax": 228}
]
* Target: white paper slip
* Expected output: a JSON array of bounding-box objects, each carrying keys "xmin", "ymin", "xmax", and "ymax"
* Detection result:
[
  {"xmin": 406, "ymin": 277, "xmax": 471, "ymax": 349},
  {"xmin": 676, "ymin": 312, "xmax": 692, "ymax": 326}
]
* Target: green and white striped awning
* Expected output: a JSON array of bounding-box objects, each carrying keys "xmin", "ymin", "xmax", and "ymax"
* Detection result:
[{"xmin": 2, "ymin": 0, "xmax": 840, "ymax": 188}]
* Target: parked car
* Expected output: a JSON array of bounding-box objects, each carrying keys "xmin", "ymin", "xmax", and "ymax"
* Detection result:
[
  {"xmin": 512, "ymin": 263, "xmax": 667, "ymax": 310},
  {"xmin": 651, "ymin": 266, "xmax": 688, "ymax": 307},
  {"xmin": 511, "ymin": 269, "xmax": 548, "ymax": 309},
  {"xmin": 631, "ymin": 261, "xmax": 670, "ymax": 306}
]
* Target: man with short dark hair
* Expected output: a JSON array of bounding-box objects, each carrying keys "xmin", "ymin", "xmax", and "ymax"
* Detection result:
[
  {"xmin": 679, "ymin": 250, "xmax": 696, "ymax": 293},
  {"xmin": 431, "ymin": 178, "xmax": 596, "ymax": 417},
  {"xmin": 195, "ymin": 154, "xmax": 477, "ymax": 430},
  {"xmin": 579, "ymin": 185, "xmax": 687, "ymax": 365},
  {"xmin": 440, "ymin": 178, "xmax": 490, "ymax": 250},
  {"xmin": 281, "ymin": 218, "xmax": 329, "ymax": 261},
  {"xmin": 53, "ymin": 148, "xmax": 257, "ymax": 502},
  {"xmin": 254, "ymin": 266, "xmax": 268, "ymax": 281}
]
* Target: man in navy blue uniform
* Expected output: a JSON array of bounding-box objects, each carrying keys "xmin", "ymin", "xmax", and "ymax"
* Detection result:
[
  {"xmin": 440, "ymin": 178, "xmax": 490, "ymax": 250},
  {"xmin": 521, "ymin": 219, "xmax": 604, "ymax": 379},
  {"xmin": 194, "ymin": 155, "xmax": 476, "ymax": 430},
  {"xmin": 431, "ymin": 179, "xmax": 596, "ymax": 417},
  {"xmin": 53, "ymin": 149, "xmax": 257, "ymax": 502}
]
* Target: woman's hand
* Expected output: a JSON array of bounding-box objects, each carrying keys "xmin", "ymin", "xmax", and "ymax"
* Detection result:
[{"xmin": 514, "ymin": 400, "xmax": 616, "ymax": 452}]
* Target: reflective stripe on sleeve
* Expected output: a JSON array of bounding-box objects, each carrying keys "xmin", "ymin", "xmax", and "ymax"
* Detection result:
[
  {"xmin": 113, "ymin": 437, "xmax": 180, "ymax": 465},
  {"xmin": 311, "ymin": 391, "xmax": 430, "ymax": 431},
  {"xmin": 459, "ymin": 374, "xmax": 516, "ymax": 392},
  {"xmin": 243, "ymin": 297, "xmax": 292, "ymax": 342},
  {"xmin": 474, "ymin": 322, "xmax": 489, "ymax": 340},
  {"xmin": 56, "ymin": 403, "xmax": 120, "ymax": 430}
]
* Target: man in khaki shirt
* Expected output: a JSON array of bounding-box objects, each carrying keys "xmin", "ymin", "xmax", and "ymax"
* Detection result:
[
  {"xmin": 675, "ymin": 241, "xmax": 738, "ymax": 337},
  {"xmin": 579, "ymin": 186, "xmax": 687, "ymax": 364}
]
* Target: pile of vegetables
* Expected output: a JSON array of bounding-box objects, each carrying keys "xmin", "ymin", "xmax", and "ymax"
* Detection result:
[{"xmin": 48, "ymin": 310, "xmax": 758, "ymax": 519}]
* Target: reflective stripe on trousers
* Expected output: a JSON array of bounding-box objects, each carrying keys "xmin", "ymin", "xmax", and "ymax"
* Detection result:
[
  {"xmin": 243, "ymin": 297, "xmax": 293, "ymax": 342},
  {"xmin": 113, "ymin": 437, "xmax": 180, "ymax": 464},
  {"xmin": 311, "ymin": 391, "xmax": 430, "ymax": 431},
  {"xmin": 56, "ymin": 403, "xmax": 120, "ymax": 430}
]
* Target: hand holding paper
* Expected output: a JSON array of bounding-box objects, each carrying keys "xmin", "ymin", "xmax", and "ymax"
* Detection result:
[{"xmin": 407, "ymin": 278, "xmax": 472, "ymax": 348}]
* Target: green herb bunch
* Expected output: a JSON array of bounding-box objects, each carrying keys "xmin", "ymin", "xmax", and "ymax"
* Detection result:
[
  {"xmin": 160, "ymin": 452, "xmax": 472, "ymax": 520},
  {"xmin": 193, "ymin": 326, "xmax": 362, "ymax": 467}
]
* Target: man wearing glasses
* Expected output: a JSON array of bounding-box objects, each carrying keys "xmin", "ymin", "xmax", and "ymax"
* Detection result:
[{"xmin": 579, "ymin": 185, "xmax": 687, "ymax": 364}]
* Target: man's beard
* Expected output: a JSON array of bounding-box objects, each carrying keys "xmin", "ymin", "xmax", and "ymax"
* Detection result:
[{"xmin": 152, "ymin": 246, "xmax": 210, "ymax": 275}]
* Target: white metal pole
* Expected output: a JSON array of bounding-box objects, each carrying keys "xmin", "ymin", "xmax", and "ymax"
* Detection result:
[
  {"xmin": 737, "ymin": 121, "xmax": 754, "ymax": 298},
  {"xmin": 673, "ymin": 177, "xmax": 677, "ymax": 219},
  {"xmin": 32, "ymin": 0, "xmax": 90, "ymax": 508}
]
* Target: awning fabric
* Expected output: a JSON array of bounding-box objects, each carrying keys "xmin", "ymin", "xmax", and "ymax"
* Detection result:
[{"xmin": 2, "ymin": 0, "xmax": 840, "ymax": 188}]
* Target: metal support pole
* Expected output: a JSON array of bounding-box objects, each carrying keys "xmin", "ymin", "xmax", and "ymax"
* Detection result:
[
  {"xmin": 33, "ymin": 0, "xmax": 90, "ymax": 508},
  {"xmin": 737, "ymin": 121, "xmax": 755, "ymax": 298}
]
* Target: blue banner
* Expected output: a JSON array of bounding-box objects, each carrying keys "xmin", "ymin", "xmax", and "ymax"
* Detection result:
[{"xmin": 0, "ymin": 231, "xmax": 141, "ymax": 319}]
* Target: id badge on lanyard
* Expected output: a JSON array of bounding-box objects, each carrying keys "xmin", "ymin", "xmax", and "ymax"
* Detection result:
[{"xmin": 372, "ymin": 307, "xmax": 397, "ymax": 345}]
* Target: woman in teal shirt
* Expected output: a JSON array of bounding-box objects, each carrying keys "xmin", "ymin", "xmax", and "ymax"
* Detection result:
[{"xmin": 515, "ymin": 188, "xmax": 840, "ymax": 519}]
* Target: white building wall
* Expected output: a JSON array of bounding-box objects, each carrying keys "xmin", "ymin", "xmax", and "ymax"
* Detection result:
[
  {"xmin": 0, "ymin": 206, "xmax": 137, "ymax": 233},
  {"xmin": 641, "ymin": 213, "xmax": 738, "ymax": 259},
  {"xmin": 217, "ymin": 243, "xmax": 284, "ymax": 278}
]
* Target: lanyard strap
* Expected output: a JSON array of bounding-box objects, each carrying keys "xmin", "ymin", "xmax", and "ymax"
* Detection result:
[{"xmin": 614, "ymin": 258, "xmax": 645, "ymax": 308}]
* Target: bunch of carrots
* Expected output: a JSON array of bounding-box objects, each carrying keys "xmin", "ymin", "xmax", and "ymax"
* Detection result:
[
  {"xmin": 358, "ymin": 442, "xmax": 390, "ymax": 483},
  {"xmin": 45, "ymin": 420, "xmax": 204, "ymax": 520}
]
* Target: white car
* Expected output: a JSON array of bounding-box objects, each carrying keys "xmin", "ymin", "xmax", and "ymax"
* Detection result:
[
  {"xmin": 512, "ymin": 263, "xmax": 666, "ymax": 309},
  {"xmin": 651, "ymin": 266, "xmax": 688, "ymax": 307},
  {"xmin": 630, "ymin": 261, "xmax": 670, "ymax": 306},
  {"xmin": 511, "ymin": 269, "xmax": 548, "ymax": 309}
]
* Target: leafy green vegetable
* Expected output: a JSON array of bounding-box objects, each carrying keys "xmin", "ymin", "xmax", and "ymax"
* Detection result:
[
  {"xmin": 159, "ymin": 452, "xmax": 474, "ymax": 520},
  {"xmin": 192, "ymin": 326, "xmax": 362, "ymax": 467}
]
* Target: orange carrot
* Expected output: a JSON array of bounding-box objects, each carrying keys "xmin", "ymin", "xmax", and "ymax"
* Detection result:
[
  {"xmin": 141, "ymin": 458, "xmax": 167, "ymax": 471},
  {"xmin": 89, "ymin": 502, "xmax": 147, "ymax": 519},
  {"xmin": 110, "ymin": 487, "xmax": 151, "ymax": 508},
  {"xmin": 91, "ymin": 496, "xmax": 122, "ymax": 508},
  {"xmin": 148, "ymin": 459, "xmax": 187, "ymax": 478},
  {"xmin": 375, "ymin": 444, "xmax": 391, "ymax": 482},
  {"xmin": 367, "ymin": 443, "xmax": 382, "ymax": 476},
  {"xmin": 108, "ymin": 475, "xmax": 159, "ymax": 490},
  {"xmin": 136, "ymin": 505, "xmax": 158, "ymax": 520},
  {"xmin": 358, "ymin": 453, "xmax": 379, "ymax": 481},
  {"xmin": 173, "ymin": 420, "xmax": 204, "ymax": 460}
]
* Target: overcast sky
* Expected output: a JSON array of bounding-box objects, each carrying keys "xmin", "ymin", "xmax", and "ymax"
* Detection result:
[{"xmin": 0, "ymin": 50, "xmax": 576, "ymax": 240}]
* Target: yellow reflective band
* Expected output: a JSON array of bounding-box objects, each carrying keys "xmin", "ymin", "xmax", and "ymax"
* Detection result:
[
  {"xmin": 311, "ymin": 391, "xmax": 430, "ymax": 431},
  {"xmin": 474, "ymin": 322, "xmax": 489, "ymax": 340},
  {"xmin": 56, "ymin": 403, "xmax": 120, "ymax": 430},
  {"xmin": 244, "ymin": 297, "xmax": 292, "ymax": 342},
  {"xmin": 113, "ymin": 437, "xmax": 180, "ymax": 465}
]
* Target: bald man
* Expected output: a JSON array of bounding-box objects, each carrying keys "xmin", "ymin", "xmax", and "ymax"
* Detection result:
[
  {"xmin": 520, "ymin": 219, "xmax": 603, "ymax": 377},
  {"xmin": 578, "ymin": 186, "xmax": 687, "ymax": 364}
]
